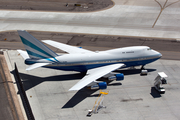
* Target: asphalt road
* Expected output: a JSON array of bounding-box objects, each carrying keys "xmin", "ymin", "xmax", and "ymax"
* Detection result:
[{"xmin": 1, "ymin": 31, "xmax": 180, "ymax": 60}]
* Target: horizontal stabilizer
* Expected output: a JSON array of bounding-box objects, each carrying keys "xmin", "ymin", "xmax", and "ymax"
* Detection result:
[
  {"xmin": 17, "ymin": 49, "xmax": 29, "ymax": 59},
  {"xmin": 26, "ymin": 63, "xmax": 50, "ymax": 71}
]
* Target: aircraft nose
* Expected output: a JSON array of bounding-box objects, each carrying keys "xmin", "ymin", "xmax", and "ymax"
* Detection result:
[
  {"xmin": 154, "ymin": 50, "xmax": 162, "ymax": 58},
  {"xmin": 159, "ymin": 53, "xmax": 162, "ymax": 58}
]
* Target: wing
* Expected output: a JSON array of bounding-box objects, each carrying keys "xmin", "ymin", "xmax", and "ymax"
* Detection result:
[
  {"xmin": 69, "ymin": 63, "xmax": 125, "ymax": 91},
  {"xmin": 17, "ymin": 49, "xmax": 29, "ymax": 59},
  {"xmin": 26, "ymin": 63, "xmax": 51, "ymax": 70},
  {"xmin": 42, "ymin": 40, "xmax": 94, "ymax": 54}
]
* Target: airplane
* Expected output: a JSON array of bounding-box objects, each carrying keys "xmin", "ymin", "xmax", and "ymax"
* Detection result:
[{"xmin": 17, "ymin": 30, "xmax": 162, "ymax": 91}]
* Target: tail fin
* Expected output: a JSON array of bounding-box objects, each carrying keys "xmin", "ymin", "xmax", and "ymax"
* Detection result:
[{"xmin": 17, "ymin": 30, "xmax": 58, "ymax": 59}]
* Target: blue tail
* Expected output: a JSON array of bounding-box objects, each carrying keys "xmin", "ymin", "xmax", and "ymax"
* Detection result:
[{"xmin": 17, "ymin": 30, "xmax": 58, "ymax": 59}]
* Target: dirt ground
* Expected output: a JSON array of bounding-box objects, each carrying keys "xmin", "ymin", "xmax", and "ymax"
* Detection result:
[
  {"xmin": 0, "ymin": 54, "xmax": 24, "ymax": 120},
  {"xmin": 0, "ymin": 0, "xmax": 114, "ymax": 12}
]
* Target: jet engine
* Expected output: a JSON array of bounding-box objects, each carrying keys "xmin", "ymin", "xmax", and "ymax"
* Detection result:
[
  {"xmin": 89, "ymin": 82, "xmax": 107, "ymax": 90},
  {"xmin": 98, "ymin": 82, "xmax": 107, "ymax": 89},
  {"xmin": 108, "ymin": 73, "xmax": 124, "ymax": 81}
]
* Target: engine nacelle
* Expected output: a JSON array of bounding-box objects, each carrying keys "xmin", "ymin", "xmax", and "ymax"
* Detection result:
[
  {"xmin": 89, "ymin": 82, "xmax": 107, "ymax": 90},
  {"xmin": 108, "ymin": 73, "xmax": 124, "ymax": 81},
  {"xmin": 98, "ymin": 82, "xmax": 107, "ymax": 89}
]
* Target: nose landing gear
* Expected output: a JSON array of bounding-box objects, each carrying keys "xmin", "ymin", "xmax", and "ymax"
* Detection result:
[{"xmin": 140, "ymin": 65, "xmax": 148, "ymax": 75}]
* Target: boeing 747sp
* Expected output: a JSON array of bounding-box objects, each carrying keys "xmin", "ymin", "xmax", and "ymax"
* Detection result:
[{"xmin": 17, "ymin": 30, "xmax": 162, "ymax": 91}]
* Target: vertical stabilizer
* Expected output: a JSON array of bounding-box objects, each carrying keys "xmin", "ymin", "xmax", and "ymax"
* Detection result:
[{"xmin": 17, "ymin": 30, "xmax": 58, "ymax": 59}]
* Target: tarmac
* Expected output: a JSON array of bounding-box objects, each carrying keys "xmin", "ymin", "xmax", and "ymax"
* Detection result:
[
  {"xmin": 5, "ymin": 50, "xmax": 180, "ymax": 120},
  {"xmin": 0, "ymin": 30, "xmax": 180, "ymax": 120}
]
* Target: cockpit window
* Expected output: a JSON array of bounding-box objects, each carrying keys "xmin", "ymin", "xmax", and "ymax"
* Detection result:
[{"xmin": 147, "ymin": 48, "xmax": 151, "ymax": 50}]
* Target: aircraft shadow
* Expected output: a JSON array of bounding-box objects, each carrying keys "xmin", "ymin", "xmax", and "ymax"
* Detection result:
[
  {"xmin": 62, "ymin": 88, "xmax": 98, "ymax": 108},
  {"xmin": 115, "ymin": 68, "xmax": 156, "ymax": 75},
  {"xmin": 61, "ymin": 79, "xmax": 123, "ymax": 108},
  {"xmin": 150, "ymin": 87, "xmax": 161, "ymax": 98},
  {"xmin": 108, "ymin": 83, "xmax": 122, "ymax": 86},
  {"xmin": 11, "ymin": 69, "xmax": 98, "ymax": 108},
  {"xmin": 11, "ymin": 67, "xmax": 156, "ymax": 93},
  {"xmin": 11, "ymin": 70, "xmax": 84, "ymax": 92},
  {"xmin": 11, "ymin": 67, "xmax": 156, "ymax": 108}
]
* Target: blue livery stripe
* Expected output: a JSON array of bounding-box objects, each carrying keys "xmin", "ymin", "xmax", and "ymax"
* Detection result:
[
  {"xmin": 46, "ymin": 58, "xmax": 55, "ymax": 62},
  {"xmin": 53, "ymin": 57, "xmax": 60, "ymax": 63},
  {"xmin": 26, "ymin": 50, "xmax": 55, "ymax": 62},
  {"xmin": 26, "ymin": 50, "xmax": 48, "ymax": 59}
]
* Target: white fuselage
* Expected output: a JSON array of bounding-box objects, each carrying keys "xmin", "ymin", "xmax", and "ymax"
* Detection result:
[{"xmin": 32, "ymin": 46, "xmax": 161, "ymax": 72}]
